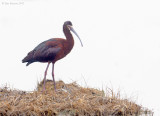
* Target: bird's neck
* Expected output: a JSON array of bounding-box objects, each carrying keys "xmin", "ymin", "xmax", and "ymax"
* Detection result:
[{"xmin": 63, "ymin": 27, "xmax": 74, "ymax": 48}]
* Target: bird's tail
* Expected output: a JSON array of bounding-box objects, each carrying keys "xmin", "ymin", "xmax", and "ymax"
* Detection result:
[
  {"xmin": 22, "ymin": 57, "xmax": 35, "ymax": 66},
  {"xmin": 22, "ymin": 51, "xmax": 35, "ymax": 66}
]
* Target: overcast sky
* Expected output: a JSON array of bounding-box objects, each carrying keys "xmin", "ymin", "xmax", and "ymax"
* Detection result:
[{"xmin": 0, "ymin": 0, "xmax": 160, "ymax": 115}]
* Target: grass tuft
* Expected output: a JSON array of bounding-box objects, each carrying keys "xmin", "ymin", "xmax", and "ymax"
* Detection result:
[{"xmin": 0, "ymin": 80, "xmax": 153, "ymax": 116}]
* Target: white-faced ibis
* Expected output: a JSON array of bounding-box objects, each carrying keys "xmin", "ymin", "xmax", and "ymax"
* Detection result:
[{"xmin": 22, "ymin": 21, "xmax": 83, "ymax": 91}]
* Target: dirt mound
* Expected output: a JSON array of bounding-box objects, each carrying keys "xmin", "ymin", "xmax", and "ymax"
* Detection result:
[{"xmin": 0, "ymin": 80, "xmax": 152, "ymax": 115}]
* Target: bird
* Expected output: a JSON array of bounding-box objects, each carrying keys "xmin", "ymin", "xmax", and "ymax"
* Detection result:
[{"xmin": 22, "ymin": 21, "xmax": 83, "ymax": 92}]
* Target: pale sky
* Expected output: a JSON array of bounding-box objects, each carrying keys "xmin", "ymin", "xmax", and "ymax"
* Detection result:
[{"xmin": 0, "ymin": 0, "xmax": 160, "ymax": 115}]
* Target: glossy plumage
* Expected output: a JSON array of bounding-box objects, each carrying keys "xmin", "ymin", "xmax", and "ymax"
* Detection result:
[{"xmin": 22, "ymin": 21, "xmax": 83, "ymax": 91}]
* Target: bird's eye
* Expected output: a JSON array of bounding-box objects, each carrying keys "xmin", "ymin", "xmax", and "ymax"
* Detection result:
[{"xmin": 67, "ymin": 25, "xmax": 71, "ymax": 30}]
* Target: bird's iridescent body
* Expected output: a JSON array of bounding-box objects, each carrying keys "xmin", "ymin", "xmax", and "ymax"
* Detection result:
[{"xmin": 22, "ymin": 21, "xmax": 83, "ymax": 91}]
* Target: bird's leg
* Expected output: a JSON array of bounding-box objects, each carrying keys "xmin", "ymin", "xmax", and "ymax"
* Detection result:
[
  {"xmin": 43, "ymin": 62, "xmax": 50, "ymax": 92},
  {"xmin": 52, "ymin": 63, "xmax": 56, "ymax": 91}
]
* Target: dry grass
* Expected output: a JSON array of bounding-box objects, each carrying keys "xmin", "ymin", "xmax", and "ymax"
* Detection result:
[{"xmin": 0, "ymin": 80, "xmax": 153, "ymax": 116}]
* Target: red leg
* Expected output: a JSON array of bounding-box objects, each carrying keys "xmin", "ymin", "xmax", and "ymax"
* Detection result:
[
  {"xmin": 43, "ymin": 62, "xmax": 50, "ymax": 92},
  {"xmin": 52, "ymin": 63, "xmax": 56, "ymax": 91}
]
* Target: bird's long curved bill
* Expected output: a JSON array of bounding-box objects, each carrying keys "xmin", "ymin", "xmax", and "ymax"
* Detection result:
[{"xmin": 70, "ymin": 26, "xmax": 83, "ymax": 47}]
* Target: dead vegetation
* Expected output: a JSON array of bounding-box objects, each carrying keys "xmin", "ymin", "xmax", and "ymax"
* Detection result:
[{"xmin": 0, "ymin": 80, "xmax": 152, "ymax": 116}]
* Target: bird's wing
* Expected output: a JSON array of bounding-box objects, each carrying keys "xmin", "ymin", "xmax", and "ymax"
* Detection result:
[
  {"xmin": 22, "ymin": 39, "xmax": 62, "ymax": 65},
  {"xmin": 33, "ymin": 41, "xmax": 61, "ymax": 62}
]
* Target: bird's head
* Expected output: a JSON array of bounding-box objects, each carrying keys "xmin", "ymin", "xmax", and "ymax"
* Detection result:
[
  {"xmin": 64, "ymin": 21, "xmax": 73, "ymax": 27},
  {"xmin": 64, "ymin": 21, "xmax": 83, "ymax": 47}
]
